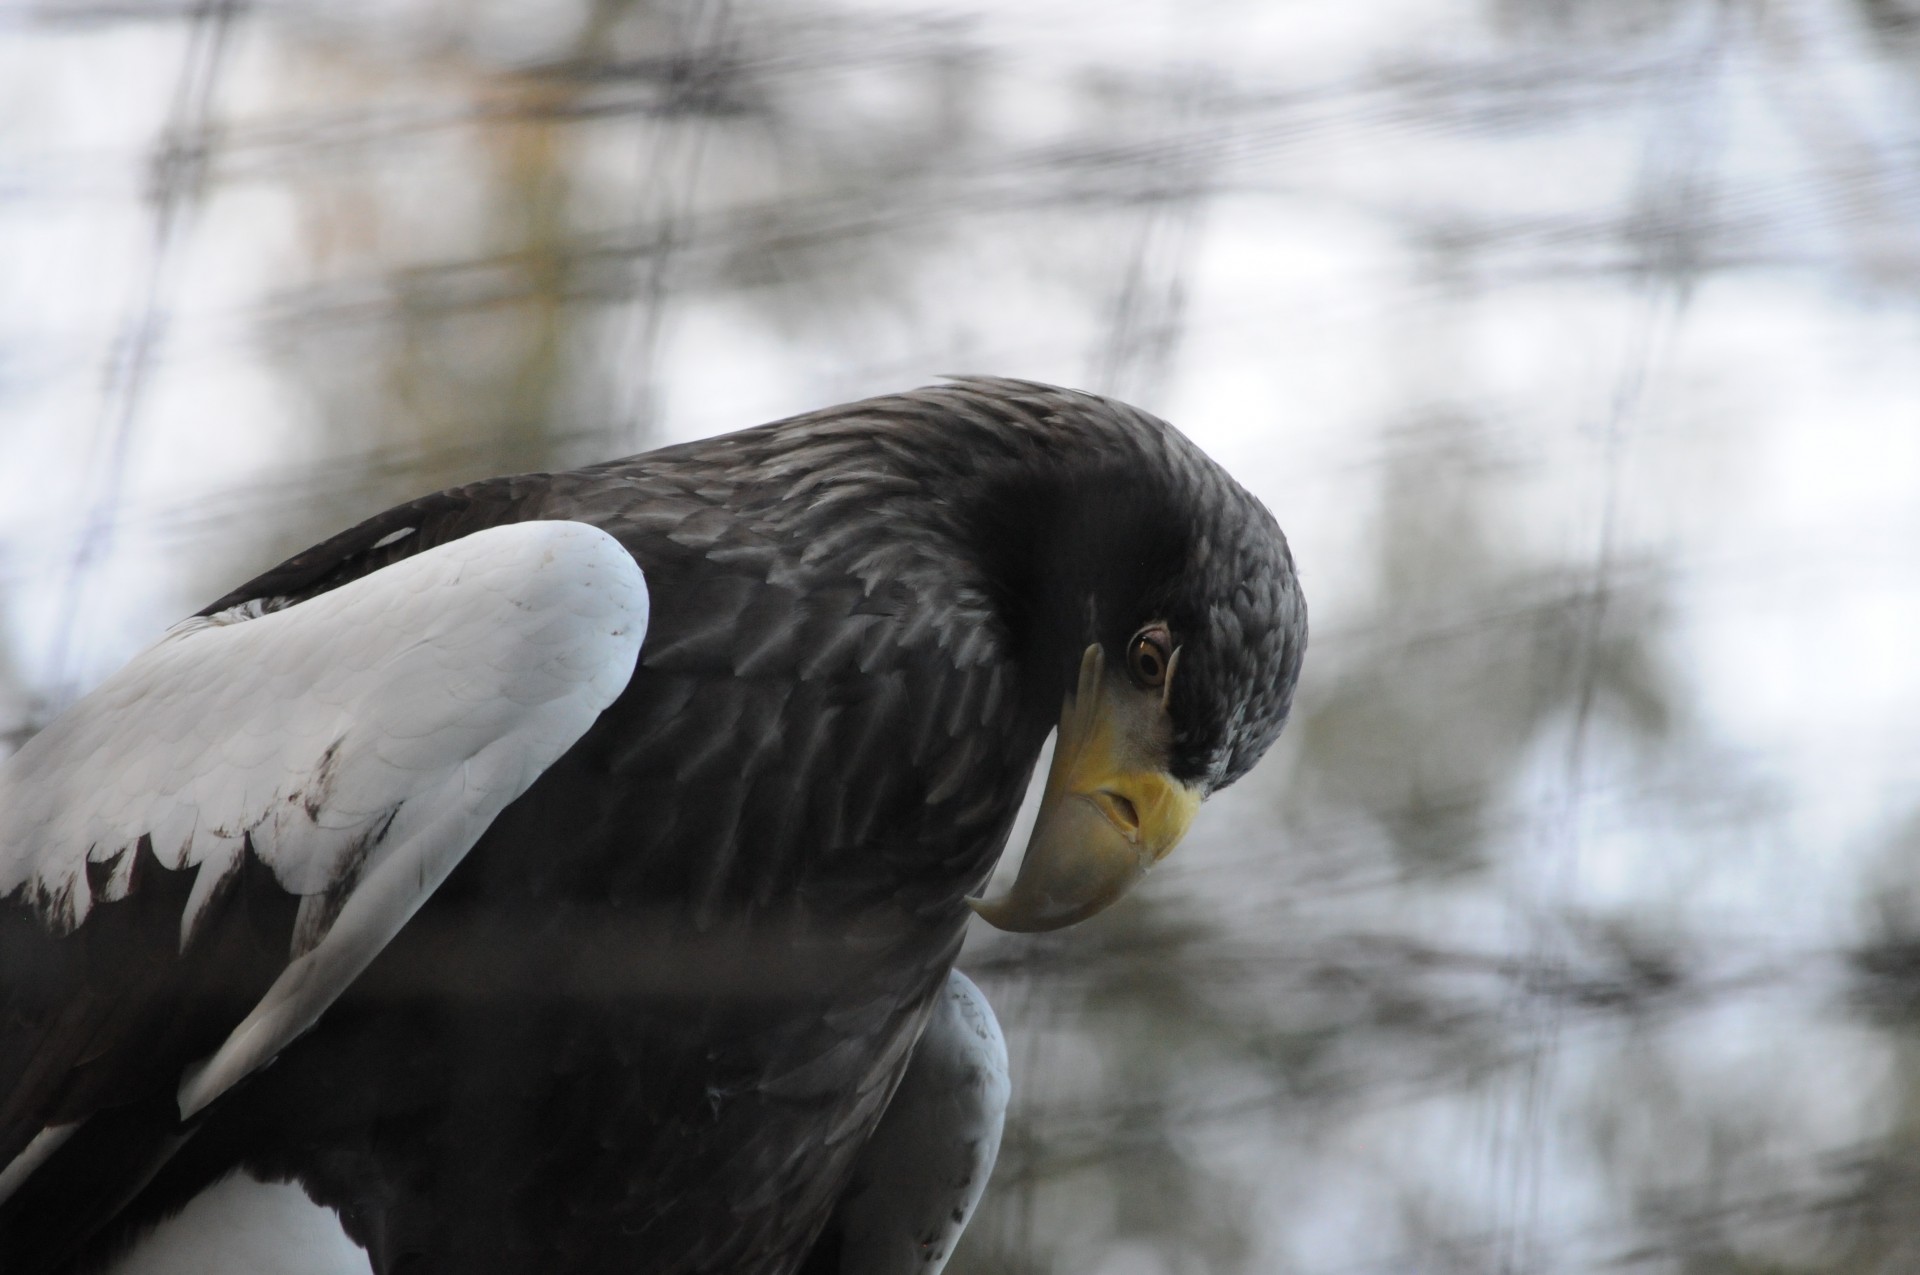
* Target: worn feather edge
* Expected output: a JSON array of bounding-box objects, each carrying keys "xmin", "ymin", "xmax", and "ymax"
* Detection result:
[
  {"xmin": 0, "ymin": 522, "xmax": 648, "ymax": 1179},
  {"xmin": 174, "ymin": 521, "xmax": 649, "ymax": 1116}
]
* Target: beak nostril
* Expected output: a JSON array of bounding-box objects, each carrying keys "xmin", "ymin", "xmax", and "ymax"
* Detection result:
[{"xmin": 1097, "ymin": 791, "xmax": 1140, "ymax": 834}]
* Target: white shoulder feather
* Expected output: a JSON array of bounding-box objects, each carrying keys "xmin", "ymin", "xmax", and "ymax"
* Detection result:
[{"xmin": 0, "ymin": 519, "xmax": 647, "ymax": 1119}]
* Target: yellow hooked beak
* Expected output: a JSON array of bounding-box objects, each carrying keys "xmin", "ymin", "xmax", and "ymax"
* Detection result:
[{"xmin": 969, "ymin": 644, "xmax": 1202, "ymax": 933}]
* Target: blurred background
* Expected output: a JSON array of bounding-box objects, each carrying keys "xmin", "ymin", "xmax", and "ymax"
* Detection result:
[{"xmin": 4, "ymin": 0, "xmax": 1920, "ymax": 1271}]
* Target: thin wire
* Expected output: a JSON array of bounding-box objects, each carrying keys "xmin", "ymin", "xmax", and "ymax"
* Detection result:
[
  {"xmin": 1488, "ymin": 12, "xmax": 1730, "ymax": 1272},
  {"xmin": 1084, "ymin": 71, "xmax": 1213, "ymax": 406},
  {"xmin": 43, "ymin": 0, "xmax": 240, "ymax": 703},
  {"xmin": 611, "ymin": 0, "xmax": 729, "ymax": 453}
]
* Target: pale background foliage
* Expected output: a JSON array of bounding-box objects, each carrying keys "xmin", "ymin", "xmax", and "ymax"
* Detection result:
[{"xmin": 5, "ymin": 2, "xmax": 1920, "ymax": 1271}]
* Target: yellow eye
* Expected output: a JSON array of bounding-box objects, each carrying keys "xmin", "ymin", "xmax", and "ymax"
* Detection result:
[{"xmin": 1126, "ymin": 624, "xmax": 1174, "ymax": 690}]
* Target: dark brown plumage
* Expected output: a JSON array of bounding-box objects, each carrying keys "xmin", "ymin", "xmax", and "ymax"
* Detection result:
[{"xmin": 0, "ymin": 378, "xmax": 1305, "ymax": 1273}]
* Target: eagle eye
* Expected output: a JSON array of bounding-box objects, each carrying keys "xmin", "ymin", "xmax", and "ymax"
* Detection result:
[{"xmin": 1126, "ymin": 624, "xmax": 1173, "ymax": 690}]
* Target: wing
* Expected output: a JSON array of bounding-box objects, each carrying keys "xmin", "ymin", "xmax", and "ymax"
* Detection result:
[
  {"xmin": 0, "ymin": 520, "xmax": 647, "ymax": 1204},
  {"xmin": 805, "ymin": 969, "xmax": 1010, "ymax": 1275}
]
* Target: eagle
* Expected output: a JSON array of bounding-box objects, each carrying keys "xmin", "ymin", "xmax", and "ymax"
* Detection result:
[{"xmin": 0, "ymin": 378, "xmax": 1306, "ymax": 1274}]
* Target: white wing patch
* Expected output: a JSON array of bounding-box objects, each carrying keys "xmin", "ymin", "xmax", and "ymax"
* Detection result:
[
  {"xmin": 0, "ymin": 520, "xmax": 647, "ymax": 1119},
  {"xmin": 105, "ymin": 1171, "xmax": 374, "ymax": 1275},
  {"xmin": 833, "ymin": 970, "xmax": 1010, "ymax": 1275}
]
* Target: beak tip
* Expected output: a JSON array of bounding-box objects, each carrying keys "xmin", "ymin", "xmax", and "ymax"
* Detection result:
[
  {"xmin": 965, "ymin": 891, "xmax": 1071, "ymax": 934},
  {"xmin": 965, "ymin": 894, "xmax": 1014, "ymax": 930}
]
